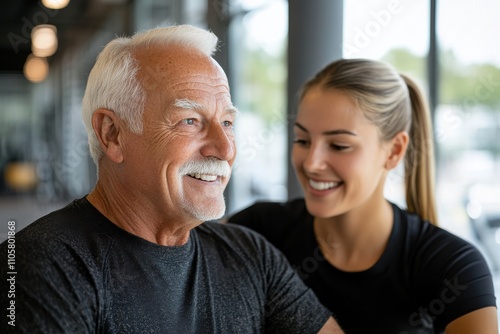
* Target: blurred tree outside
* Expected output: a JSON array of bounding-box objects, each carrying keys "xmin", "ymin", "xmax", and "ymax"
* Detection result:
[
  {"xmin": 239, "ymin": 43, "xmax": 287, "ymax": 124},
  {"xmin": 383, "ymin": 47, "xmax": 500, "ymax": 108},
  {"xmin": 383, "ymin": 48, "xmax": 500, "ymax": 159},
  {"xmin": 243, "ymin": 45, "xmax": 500, "ymax": 127}
]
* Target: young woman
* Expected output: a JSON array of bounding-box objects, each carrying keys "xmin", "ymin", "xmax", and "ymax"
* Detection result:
[{"xmin": 229, "ymin": 59, "xmax": 498, "ymax": 333}]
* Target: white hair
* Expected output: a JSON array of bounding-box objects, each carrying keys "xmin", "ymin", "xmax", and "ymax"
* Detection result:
[{"xmin": 81, "ymin": 25, "xmax": 219, "ymax": 165}]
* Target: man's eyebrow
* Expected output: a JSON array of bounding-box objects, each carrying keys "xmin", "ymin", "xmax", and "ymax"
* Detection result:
[
  {"xmin": 294, "ymin": 122, "xmax": 357, "ymax": 136},
  {"xmin": 226, "ymin": 105, "xmax": 240, "ymax": 118},
  {"xmin": 172, "ymin": 98, "xmax": 204, "ymax": 110},
  {"xmin": 172, "ymin": 98, "xmax": 240, "ymax": 117}
]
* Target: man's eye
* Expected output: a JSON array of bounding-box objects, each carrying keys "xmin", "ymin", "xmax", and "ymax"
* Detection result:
[
  {"xmin": 182, "ymin": 118, "xmax": 196, "ymax": 125},
  {"xmin": 222, "ymin": 120, "xmax": 233, "ymax": 127}
]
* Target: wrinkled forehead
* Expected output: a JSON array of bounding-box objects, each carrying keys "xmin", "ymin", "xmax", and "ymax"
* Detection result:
[
  {"xmin": 133, "ymin": 45, "xmax": 233, "ymax": 117},
  {"xmin": 133, "ymin": 45, "xmax": 228, "ymax": 89}
]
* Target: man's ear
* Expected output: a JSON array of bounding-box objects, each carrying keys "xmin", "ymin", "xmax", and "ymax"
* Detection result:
[
  {"xmin": 92, "ymin": 108, "xmax": 124, "ymax": 163},
  {"xmin": 384, "ymin": 131, "xmax": 409, "ymax": 170}
]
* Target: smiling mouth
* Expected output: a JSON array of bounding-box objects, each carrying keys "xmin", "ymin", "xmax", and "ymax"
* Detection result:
[
  {"xmin": 309, "ymin": 179, "xmax": 343, "ymax": 191},
  {"xmin": 187, "ymin": 173, "xmax": 219, "ymax": 182}
]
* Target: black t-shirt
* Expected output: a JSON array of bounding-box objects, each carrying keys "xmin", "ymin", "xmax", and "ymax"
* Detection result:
[
  {"xmin": 0, "ymin": 197, "xmax": 331, "ymax": 334},
  {"xmin": 229, "ymin": 199, "xmax": 497, "ymax": 333}
]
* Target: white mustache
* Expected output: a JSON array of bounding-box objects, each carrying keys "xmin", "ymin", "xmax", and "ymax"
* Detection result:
[{"xmin": 179, "ymin": 159, "xmax": 231, "ymax": 177}]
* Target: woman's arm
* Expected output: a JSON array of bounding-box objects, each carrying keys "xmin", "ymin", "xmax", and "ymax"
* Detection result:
[
  {"xmin": 446, "ymin": 307, "xmax": 498, "ymax": 334},
  {"xmin": 318, "ymin": 317, "xmax": 344, "ymax": 334}
]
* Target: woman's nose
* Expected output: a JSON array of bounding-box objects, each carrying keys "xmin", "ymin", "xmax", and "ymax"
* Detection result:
[{"xmin": 303, "ymin": 144, "xmax": 327, "ymax": 172}]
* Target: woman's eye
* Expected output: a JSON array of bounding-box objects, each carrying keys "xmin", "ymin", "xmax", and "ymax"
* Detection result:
[
  {"xmin": 331, "ymin": 144, "xmax": 349, "ymax": 151},
  {"xmin": 293, "ymin": 139, "xmax": 309, "ymax": 146}
]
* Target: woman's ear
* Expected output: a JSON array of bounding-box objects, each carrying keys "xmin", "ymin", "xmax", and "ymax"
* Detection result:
[
  {"xmin": 92, "ymin": 108, "xmax": 124, "ymax": 164},
  {"xmin": 385, "ymin": 131, "xmax": 409, "ymax": 170}
]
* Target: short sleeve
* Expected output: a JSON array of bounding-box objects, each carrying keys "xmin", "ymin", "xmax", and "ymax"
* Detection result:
[{"xmin": 415, "ymin": 226, "xmax": 497, "ymax": 329}]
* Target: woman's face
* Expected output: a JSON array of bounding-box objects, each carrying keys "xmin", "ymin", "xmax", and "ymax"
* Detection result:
[{"xmin": 292, "ymin": 87, "xmax": 393, "ymax": 219}]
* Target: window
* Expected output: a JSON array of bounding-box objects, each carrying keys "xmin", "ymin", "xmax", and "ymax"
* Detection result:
[
  {"xmin": 227, "ymin": 0, "xmax": 288, "ymax": 214},
  {"xmin": 436, "ymin": 0, "xmax": 500, "ymax": 286}
]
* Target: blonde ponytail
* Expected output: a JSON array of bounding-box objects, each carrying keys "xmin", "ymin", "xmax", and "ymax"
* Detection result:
[{"xmin": 401, "ymin": 74, "xmax": 438, "ymax": 225}]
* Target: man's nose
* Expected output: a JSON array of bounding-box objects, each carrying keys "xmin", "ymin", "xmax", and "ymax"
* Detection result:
[{"xmin": 201, "ymin": 122, "xmax": 235, "ymax": 161}]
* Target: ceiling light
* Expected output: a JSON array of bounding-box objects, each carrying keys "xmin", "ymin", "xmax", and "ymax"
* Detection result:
[
  {"xmin": 24, "ymin": 54, "xmax": 49, "ymax": 83},
  {"xmin": 42, "ymin": 0, "xmax": 70, "ymax": 10},
  {"xmin": 32, "ymin": 25, "xmax": 58, "ymax": 57}
]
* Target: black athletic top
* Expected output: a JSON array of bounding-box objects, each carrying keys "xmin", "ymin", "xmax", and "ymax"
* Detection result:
[
  {"xmin": 229, "ymin": 199, "xmax": 497, "ymax": 333},
  {"xmin": 0, "ymin": 197, "xmax": 331, "ymax": 334}
]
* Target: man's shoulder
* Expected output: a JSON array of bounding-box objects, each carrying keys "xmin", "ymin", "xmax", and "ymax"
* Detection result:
[
  {"xmin": 13, "ymin": 197, "xmax": 99, "ymax": 240},
  {"xmin": 1, "ymin": 197, "xmax": 113, "ymax": 264},
  {"xmin": 196, "ymin": 221, "xmax": 284, "ymax": 262}
]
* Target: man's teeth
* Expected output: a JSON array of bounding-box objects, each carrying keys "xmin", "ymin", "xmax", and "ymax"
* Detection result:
[
  {"xmin": 309, "ymin": 179, "xmax": 340, "ymax": 190},
  {"xmin": 188, "ymin": 173, "xmax": 218, "ymax": 181}
]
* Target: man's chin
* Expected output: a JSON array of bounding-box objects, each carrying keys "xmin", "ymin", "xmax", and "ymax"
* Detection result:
[
  {"xmin": 192, "ymin": 210, "xmax": 225, "ymax": 222},
  {"xmin": 184, "ymin": 200, "xmax": 226, "ymax": 222}
]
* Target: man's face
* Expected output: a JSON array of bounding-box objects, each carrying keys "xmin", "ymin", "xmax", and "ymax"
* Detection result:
[{"xmin": 121, "ymin": 46, "xmax": 237, "ymax": 223}]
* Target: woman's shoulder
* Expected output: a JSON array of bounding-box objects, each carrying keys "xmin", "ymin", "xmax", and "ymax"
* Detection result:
[
  {"xmin": 229, "ymin": 198, "xmax": 307, "ymax": 223},
  {"xmin": 392, "ymin": 203, "xmax": 492, "ymax": 287},
  {"xmin": 234, "ymin": 197, "xmax": 306, "ymax": 215},
  {"xmin": 227, "ymin": 198, "xmax": 309, "ymax": 247},
  {"xmin": 391, "ymin": 203, "xmax": 496, "ymax": 327},
  {"xmin": 393, "ymin": 204, "xmax": 476, "ymax": 253}
]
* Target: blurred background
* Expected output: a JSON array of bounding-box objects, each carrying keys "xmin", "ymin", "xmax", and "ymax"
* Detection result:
[{"xmin": 0, "ymin": 0, "xmax": 499, "ymax": 319}]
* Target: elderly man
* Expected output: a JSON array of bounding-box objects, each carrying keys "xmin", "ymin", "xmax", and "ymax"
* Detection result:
[{"xmin": 0, "ymin": 25, "xmax": 342, "ymax": 333}]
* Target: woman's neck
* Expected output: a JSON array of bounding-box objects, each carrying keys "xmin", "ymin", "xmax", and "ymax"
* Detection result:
[{"xmin": 313, "ymin": 198, "xmax": 394, "ymax": 272}]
